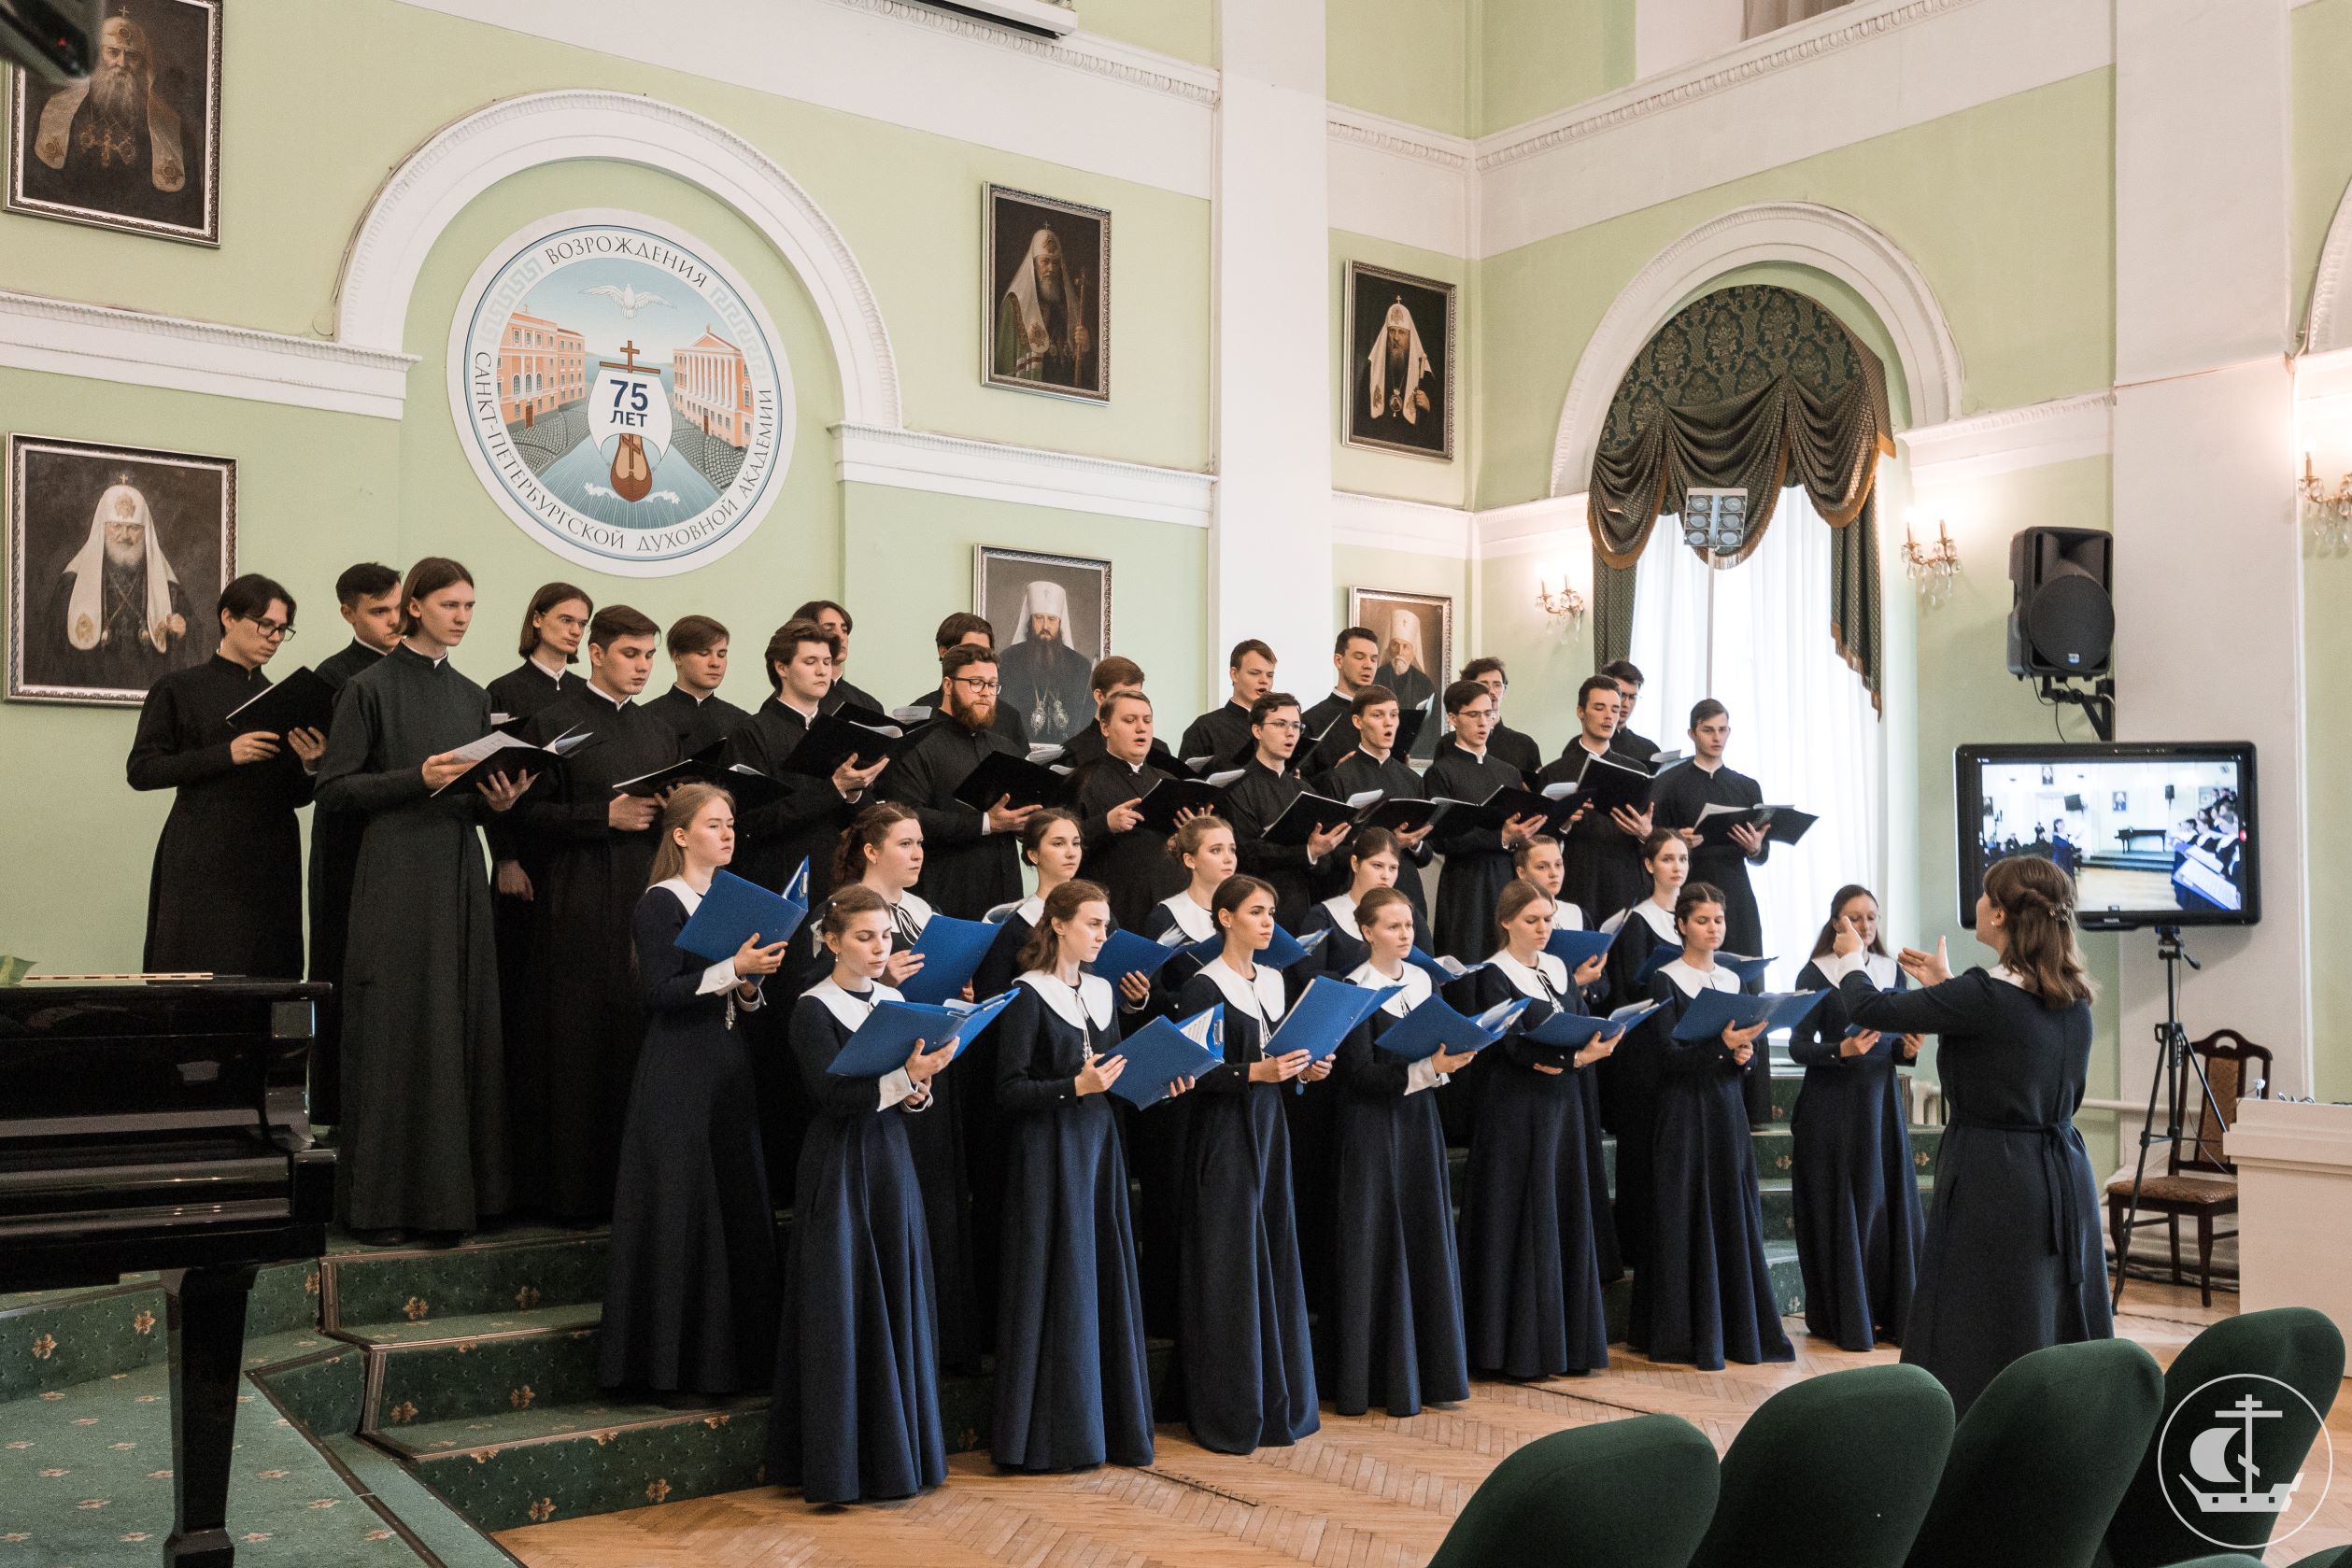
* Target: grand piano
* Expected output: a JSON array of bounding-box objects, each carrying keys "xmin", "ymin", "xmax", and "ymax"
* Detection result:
[{"xmin": 0, "ymin": 980, "xmax": 333, "ymax": 1568}]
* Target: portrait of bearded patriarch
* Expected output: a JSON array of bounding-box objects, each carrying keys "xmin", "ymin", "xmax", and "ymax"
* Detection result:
[
  {"xmin": 986, "ymin": 187, "xmax": 1109, "ymax": 401},
  {"xmin": 9, "ymin": 436, "xmax": 230, "ymax": 706},
  {"xmin": 1345, "ymin": 263, "xmax": 1455, "ymax": 459},
  {"xmin": 8, "ymin": 0, "xmax": 220, "ymax": 243}
]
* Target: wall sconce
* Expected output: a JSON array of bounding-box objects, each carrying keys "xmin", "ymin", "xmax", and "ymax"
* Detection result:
[
  {"xmin": 1536, "ymin": 572, "xmax": 1585, "ymax": 628},
  {"xmin": 2300, "ymin": 445, "xmax": 2352, "ymax": 558},
  {"xmin": 1902, "ymin": 514, "xmax": 1961, "ymax": 610}
]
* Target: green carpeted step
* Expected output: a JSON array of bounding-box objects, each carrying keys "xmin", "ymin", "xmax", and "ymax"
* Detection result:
[
  {"xmin": 0, "ymin": 1278, "xmax": 168, "ymax": 1402},
  {"xmin": 251, "ymin": 1341, "xmax": 369, "ymax": 1442},
  {"xmin": 1756, "ymin": 1176, "xmax": 1937, "ymax": 1244},
  {"xmin": 335, "ymin": 1298, "xmax": 602, "ymax": 1350},
  {"xmin": 321, "ymin": 1433, "xmax": 520, "ymax": 1568},
  {"xmin": 1750, "ymin": 1122, "xmax": 1942, "ymax": 1180},
  {"xmin": 248, "ymin": 1257, "xmax": 326, "ymax": 1338},
  {"xmin": 360, "ymin": 1307, "xmax": 606, "ymax": 1434},
  {"xmin": 324, "ymin": 1230, "xmax": 608, "ymax": 1334}
]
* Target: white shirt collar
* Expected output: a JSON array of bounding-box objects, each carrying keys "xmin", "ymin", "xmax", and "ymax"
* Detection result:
[
  {"xmin": 1488, "ymin": 948, "xmax": 1568, "ymax": 1001},
  {"xmin": 1346, "ymin": 958, "xmax": 1429, "ymax": 1016},
  {"xmin": 655, "ymin": 875, "xmax": 703, "ymax": 913},
  {"xmin": 1694, "ymin": 757, "xmax": 1723, "ymax": 775},
  {"xmin": 803, "ymin": 974, "xmax": 903, "ymax": 1030},
  {"xmin": 1550, "ymin": 900, "xmax": 1587, "ymax": 930},
  {"xmin": 1631, "ymin": 898, "xmax": 1679, "ymax": 941},
  {"xmin": 1019, "ymin": 969, "xmax": 1113, "ymax": 1030},
  {"xmin": 1863, "ymin": 952, "xmax": 1899, "ymax": 988},
  {"xmin": 1319, "ymin": 893, "xmax": 1359, "ymax": 934},
  {"xmin": 585, "ymin": 682, "xmax": 629, "ymax": 710},
  {"xmin": 1989, "ymin": 964, "xmax": 2029, "ymax": 989},
  {"xmin": 1159, "ymin": 892, "xmax": 1214, "ymax": 942},
  {"xmin": 1015, "ymin": 895, "xmax": 1045, "ymax": 928},
  {"xmin": 673, "ymin": 685, "xmax": 716, "ymax": 706},
  {"xmin": 1577, "ymin": 734, "xmax": 1612, "ymax": 758},
  {"xmin": 530, "ymin": 653, "xmax": 569, "ymax": 682},
  {"xmin": 1660, "ymin": 957, "xmax": 1739, "ymax": 998},
  {"xmin": 776, "ymin": 692, "xmax": 818, "ymax": 724},
  {"xmin": 1200, "ymin": 954, "xmax": 1286, "ymax": 1024}
]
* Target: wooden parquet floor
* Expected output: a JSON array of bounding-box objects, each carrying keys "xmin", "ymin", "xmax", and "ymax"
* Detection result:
[{"xmin": 500, "ymin": 1282, "xmax": 2352, "ymax": 1568}]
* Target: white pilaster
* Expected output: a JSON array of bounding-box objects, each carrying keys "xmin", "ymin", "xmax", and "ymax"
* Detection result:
[
  {"xmin": 2110, "ymin": 0, "xmax": 2309, "ymax": 1094},
  {"xmin": 1211, "ymin": 1, "xmax": 1334, "ymax": 689}
]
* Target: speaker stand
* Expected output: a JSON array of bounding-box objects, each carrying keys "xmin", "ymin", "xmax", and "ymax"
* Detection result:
[{"xmin": 2036, "ymin": 674, "xmax": 2115, "ymax": 742}]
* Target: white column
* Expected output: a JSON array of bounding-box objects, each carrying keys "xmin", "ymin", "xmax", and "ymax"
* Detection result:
[
  {"xmin": 1211, "ymin": 1, "xmax": 1333, "ymax": 688},
  {"xmin": 2110, "ymin": 0, "xmax": 2309, "ymax": 1093}
]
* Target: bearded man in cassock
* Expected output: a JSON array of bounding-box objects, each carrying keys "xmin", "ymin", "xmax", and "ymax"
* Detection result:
[
  {"xmin": 879, "ymin": 643, "xmax": 1036, "ymax": 919},
  {"xmin": 26, "ymin": 13, "xmax": 201, "ymax": 230},
  {"xmin": 48, "ymin": 480, "xmax": 193, "ymax": 694},
  {"xmin": 997, "ymin": 579, "xmax": 1095, "ymax": 746},
  {"xmin": 1357, "ymin": 300, "xmax": 1437, "ymax": 444},
  {"xmin": 993, "ymin": 227, "xmax": 1094, "ymax": 390}
]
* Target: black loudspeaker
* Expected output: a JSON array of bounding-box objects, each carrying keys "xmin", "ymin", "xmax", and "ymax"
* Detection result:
[
  {"xmin": 0, "ymin": 0, "xmax": 101, "ymax": 82},
  {"xmin": 2006, "ymin": 527, "xmax": 2114, "ymax": 678}
]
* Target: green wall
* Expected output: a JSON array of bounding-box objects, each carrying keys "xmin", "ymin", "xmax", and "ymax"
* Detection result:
[
  {"xmin": 2293, "ymin": 0, "xmax": 2352, "ymax": 339},
  {"xmin": 1086, "ymin": 0, "xmax": 1214, "ymax": 66},
  {"xmin": 1328, "ymin": 0, "xmax": 1471, "ymax": 135},
  {"xmin": 1472, "ymin": 0, "xmax": 1636, "ymax": 135}
]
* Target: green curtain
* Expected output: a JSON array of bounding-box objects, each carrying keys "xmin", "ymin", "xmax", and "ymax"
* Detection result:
[{"xmin": 1583, "ymin": 285, "xmax": 1891, "ymax": 709}]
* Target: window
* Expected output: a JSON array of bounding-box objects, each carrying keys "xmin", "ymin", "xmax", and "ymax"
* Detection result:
[{"xmin": 1626, "ymin": 487, "xmax": 1882, "ymax": 984}]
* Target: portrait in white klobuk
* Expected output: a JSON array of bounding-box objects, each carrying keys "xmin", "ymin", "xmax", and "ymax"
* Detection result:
[
  {"xmin": 1346, "ymin": 586, "xmax": 1452, "ymax": 761},
  {"xmin": 973, "ymin": 546, "xmax": 1112, "ymax": 747},
  {"xmin": 985, "ymin": 185, "xmax": 1110, "ymax": 403},
  {"xmin": 1345, "ymin": 261, "xmax": 1455, "ymax": 459}
]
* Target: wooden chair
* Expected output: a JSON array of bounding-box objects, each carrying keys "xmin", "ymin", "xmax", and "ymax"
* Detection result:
[{"xmin": 2104, "ymin": 1028, "xmax": 2270, "ymax": 1307}]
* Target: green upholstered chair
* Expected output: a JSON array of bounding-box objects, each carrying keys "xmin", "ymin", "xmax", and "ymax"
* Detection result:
[
  {"xmin": 1426, "ymin": 1413, "xmax": 1721, "ymax": 1568},
  {"xmin": 2167, "ymin": 1558, "xmax": 2272, "ymax": 1567},
  {"xmin": 2283, "ymin": 1548, "xmax": 2352, "ymax": 1567},
  {"xmin": 1685, "ymin": 1363, "xmax": 1955, "ymax": 1568},
  {"xmin": 1904, "ymin": 1339, "xmax": 2165, "ymax": 1568},
  {"xmin": 2099, "ymin": 1307, "xmax": 2345, "ymax": 1568}
]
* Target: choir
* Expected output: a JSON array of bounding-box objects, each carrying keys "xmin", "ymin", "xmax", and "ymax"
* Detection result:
[{"xmin": 121, "ymin": 554, "xmax": 2118, "ymax": 1504}]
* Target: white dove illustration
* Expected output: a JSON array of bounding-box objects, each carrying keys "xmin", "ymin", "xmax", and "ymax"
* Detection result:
[{"xmin": 583, "ymin": 283, "xmax": 673, "ymax": 318}]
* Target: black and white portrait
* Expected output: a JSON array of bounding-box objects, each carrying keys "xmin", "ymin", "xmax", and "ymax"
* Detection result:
[
  {"xmin": 986, "ymin": 185, "xmax": 1109, "ymax": 403},
  {"xmin": 1345, "ymin": 261, "xmax": 1454, "ymax": 460},
  {"xmin": 7, "ymin": 0, "xmax": 222, "ymax": 245},
  {"xmin": 974, "ymin": 546, "xmax": 1110, "ymax": 748},
  {"xmin": 8, "ymin": 434, "xmax": 234, "ymax": 706},
  {"xmin": 1348, "ymin": 587, "xmax": 1452, "ymax": 761}
]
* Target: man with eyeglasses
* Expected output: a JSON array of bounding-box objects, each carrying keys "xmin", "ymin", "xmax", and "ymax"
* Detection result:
[
  {"xmin": 127, "ymin": 572, "xmax": 322, "ymax": 979},
  {"xmin": 901, "ymin": 612, "xmax": 1029, "ymax": 745},
  {"xmin": 1221, "ymin": 690, "xmax": 1352, "ymax": 930},
  {"xmin": 879, "ymin": 642, "xmax": 1037, "ymax": 919},
  {"xmin": 1424, "ymin": 678, "xmax": 1547, "ymax": 962},
  {"xmin": 1461, "ymin": 657, "xmax": 1542, "ymax": 777}
]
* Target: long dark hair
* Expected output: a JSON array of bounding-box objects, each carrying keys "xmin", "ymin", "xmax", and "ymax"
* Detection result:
[
  {"xmin": 1013, "ymin": 879, "xmax": 1109, "ymax": 975},
  {"xmin": 517, "ymin": 580, "xmax": 591, "ymax": 659},
  {"xmin": 1808, "ymin": 883, "xmax": 1889, "ymax": 961},
  {"xmin": 1982, "ymin": 855, "xmax": 2095, "ymax": 1006},
  {"xmin": 1211, "ymin": 874, "xmax": 1277, "ymax": 949},
  {"xmin": 834, "ymin": 800, "xmax": 918, "ymax": 889}
]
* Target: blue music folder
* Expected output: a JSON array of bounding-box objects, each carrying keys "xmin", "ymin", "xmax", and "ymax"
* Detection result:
[
  {"xmin": 1089, "ymin": 927, "xmax": 1182, "ymax": 990},
  {"xmin": 1668, "ymin": 987, "xmax": 1828, "ymax": 1042},
  {"xmin": 1525, "ymin": 1001, "xmax": 1661, "ymax": 1050},
  {"xmin": 1371, "ymin": 994, "xmax": 1531, "ymax": 1063},
  {"xmin": 1404, "ymin": 948, "xmax": 1487, "ymax": 987},
  {"xmin": 1720, "ymin": 952, "xmax": 1776, "ymax": 987},
  {"xmin": 673, "ymin": 870, "xmax": 810, "ymax": 964},
  {"xmin": 782, "ymin": 856, "xmax": 811, "ymax": 907},
  {"xmin": 826, "ymin": 991, "xmax": 1018, "ymax": 1078},
  {"xmin": 1183, "ymin": 925, "xmax": 1329, "ymax": 972},
  {"xmin": 1632, "ymin": 940, "xmax": 1683, "ymax": 987},
  {"xmin": 1266, "ymin": 975, "xmax": 1401, "ymax": 1065},
  {"xmin": 1103, "ymin": 1006, "xmax": 1225, "ymax": 1109},
  {"xmin": 1543, "ymin": 927, "xmax": 1616, "ymax": 971},
  {"xmin": 896, "ymin": 913, "xmax": 1002, "ymax": 1005}
]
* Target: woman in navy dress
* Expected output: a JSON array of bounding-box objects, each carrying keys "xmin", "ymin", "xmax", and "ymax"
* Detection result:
[
  {"xmin": 1822, "ymin": 855, "xmax": 2108, "ymax": 1416},
  {"xmin": 1301, "ymin": 826, "xmax": 1424, "ymax": 977},
  {"xmin": 1789, "ymin": 884, "xmax": 1924, "ymax": 1351},
  {"xmin": 1133, "ymin": 813, "xmax": 1235, "ymax": 1335},
  {"xmin": 1455, "ymin": 881, "xmax": 1621, "ymax": 1379},
  {"xmin": 1633, "ymin": 883, "xmax": 1793, "ymax": 1371},
  {"xmin": 1173, "ymin": 874, "xmax": 1327, "ymax": 1453},
  {"xmin": 768, "ymin": 884, "xmax": 957, "ymax": 1504},
  {"xmin": 993, "ymin": 879, "xmax": 1184, "ymax": 1470},
  {"xmin": 1332, "ymin": 886, "xmax": 1472, "ymax": 1415},
  {"xmin": 602, "ymin": 784, "xmax": 787, "ymax": 1395},
  {"xmin": 1597, "ymin": 827, "xmax": 1690, "ymax": 1273},
  {"xmin": 1514, "ymin": 833, "xmax": 1621, "ymax": 1283}
]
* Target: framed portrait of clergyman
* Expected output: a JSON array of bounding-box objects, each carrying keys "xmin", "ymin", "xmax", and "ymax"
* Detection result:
[
  {"xmin": 1344, "ymin": 261, "xmax": 1455, "ymax": 461},
  {"xmin": 985, "ymin": 184, "xmax": 1109, "ymax": 403},
  {"xmin": 6, "ymin": 0, "xmax": 223, "ymax": 246},
  {"xmin": 7, "ymin": 433, "xmax": 235, "ymax": 707},
  {"xmin": 1347, "ymin": 586, "xmax": 1452, "ymax": 762},
  {"xmin": 972, "ymin": 545, "xmax": 1111, "ymax": 747}
]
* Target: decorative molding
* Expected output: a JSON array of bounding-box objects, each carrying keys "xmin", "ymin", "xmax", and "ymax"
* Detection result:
[
  {"xmin": 834, "ymin": 422, "xmax": 1212, "ymax": 528},
  {"xmin": 1326, "ymin": 108, "xmax": 1474, "ymax": 257},
  {"xmin": 2294, "ymin": 344, "xmax": 2352, "ymax": 405},
  {"xmin": 1474, "ymin": 492, "xmax": 1588, "ymax": 561},
  {"xmin": 335, "ymin": 89, "xmax": 902, "ymax": 429},
  {"xmin": 1477, "ymin": 0, "xmax": 1983, "ymax": 174},
  {"xmin": 1901, "ymin": 391, "xmax": 2113, "ymax": 484},
  {"xmin": 1330, "ymin": 490, "xmax": 1473, "ymax": 558},
  {"xmin": 2306, "ymin": 175, "xmax": 2352, "ymax": 356},
  {"xmin": 1325, "ymin": 106, "xmax": 1474, "ymax": 173},
  {"xmin": 823, "ymin": 0, "xmax": 1213, "ymax": 101},
  {"xmin": 1548, "ymin": 202, "xmax": 1965, "ymax": 495},
  {"xmin": 0, "ymin": 289, "xmax": 417, "ymax": 419},
  {"xmin": 907, "ymin": 0, "xmax": 1079, "ymax": 38}
]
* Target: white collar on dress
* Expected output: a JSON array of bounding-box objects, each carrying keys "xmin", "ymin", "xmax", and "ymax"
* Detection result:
[
  {"xmin": 1989, "ymin": 964, "xmax": 2029, "ymax": 990},
  {"xmin": 887, "ymin": 888, "xmax": 932, "ymax": 928},
  {"xmin": 804, "ymin": 975, "xmax": 903, "ymax": 1029},
  {"xmin": 1018, "ymin": 969, "xmax": 1113, "ymax": 1029},
  {"xmin": 654, "ymin": 875, "xmax": 703, "ymax": 913},
  {"xmin": 1014, "ymin": 894, "xmax": 1045, "ymax": 927},
  {"xmin": 1862, "ymin": 952, "xmax": 1899, "ymax": 989},
  {"xmin": 1347, "ymin": 958, "xmax": 1429, "ymax": 1016},
  {"xmin": 1660, "ymin": 957, "xmax": 1739, "ymax": 998},
  {"xmin": 1488, "ymin": 948, "xmax": 1568, "ymax": 1001},
  {"xmin": 1200, "ymin": 954, "xmax": 1286, "ymax": 1024},
  {"xmin": 1159, "ymin": 893, "xmax": 1215, "ymax": 942},
  {"xmin": 1319, "ymin": 893, "xmax": 1360, "ymax": 934},
  {"xmin": 1631, "ymin": 898, "xmax": 1678, "ymax": 941},
  {"xmin": 1549, "ymin": 900, "xmax": 1587, "ymax": 931}
]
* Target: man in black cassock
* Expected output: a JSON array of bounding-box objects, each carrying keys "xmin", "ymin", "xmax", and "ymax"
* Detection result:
[
  {"xmin": 1424, "ymin": 679, "xmax": 1545, "ymax": 961},
  {"xmin": 881, "ymin": 643, "xmax": 1036, "ymax": 919},
  {"xmin": 306, "ymin": 562, "xmax": 403, "ymax": 1125},
  {"xmin": 1650, "ymin": 699, "xmax": 1771, "ymax": 955},
  {"xmin": 128, "ymin": 572, "xmax": 322, "ymax": 979},
  {"xmin": 1602, "ymin": 658, "xmax": 1665, "ymax": 770},
  {"xmin": 901, "ymin": 612, "xmax": 1029, "ymax": 746},
  {"xmin": 1220, "ymin": 691, "xmax": 1352, "ymax": 931},
  {"xmin": 640, "ymin": 614, "xmax": 747, "ymax": 756},
  {"xmin": 796, "ymin": 598, "xmax": 883, "ymax": 716},
  {"xmin": 1298, "ymin": 626, "xmax": 1381, "ymax": 776},
  {"xmin": 728, "ymin": 616, "xmax": 888, "ymax": 907},
  {"xmin": 1462, "ymin": 656, "xmax": 1543, "ymax": 777},
  {"xmin": 1313, "ymin": 684, "xmax": 1436, "ymax": 928},
  {"xmin": 508, "ymin": 606, "xmax": 682, "ymax": 1221},
  {"xmin": 1178, "ymin": 638, "xmax": 1278, "ymax": 767},
  {"xmin": 1542, "ymin": 673, "xmax": 1654, "ymax": 927},
  {"xmin": 1071, "ymin": 688, "xmax": 1187, "ymax": 930},
  {"xmin": 317, "ymin": 560, "xmax": 531, "ymax": 1239}
]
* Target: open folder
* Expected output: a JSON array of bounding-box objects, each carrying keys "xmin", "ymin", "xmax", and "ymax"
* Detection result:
[
  {"xmin": 225, "ymin": 666, "xmax": 336, "ymax": 736},
  {"xmin": 1183, "ymin": 925, "xmax": 1328, "ymax": 972},
  {"xmin": 1263, "ymin": 976, "xmax": 1402, "ymax": 1065},
  {"xmin": 825, "ymin": 991, "xmax": 1018, "ymax": 1078},
  {"xmin": 1368, "ymin": 994, "xmax": 1531, "ymax": 1063},
  {"xmin": 1102, "ymin": 1005, "xmax": 1226, "ymax": 1109},
  {"xmin": 673, "ymin": 869, "xmax": 810, "ymax": 964},
  {"xmin": 1543, "ymin": 927, "xmax": 1616, "ymax": 970},
  {"xmin": 1692, "ymin": 801, "xmax": 1819, "ymax": 847},
  {"xmin": 1668, "ymin": 987, "xmax": 1828, "ymax": 1042},
  {"xmin": 1088, "ymin": 927, "xmax": 1185, "ymax": 990},
  {"xmin": 1404, "ymin": 947, "xmax": 1486, "ymax": 987},
  {"xmin": 430, "ymin": 725, "xmax": 591, "ymax": 796},
  {"xmin": 894, "ymin": 913, "xmax": 1001, "ymax": 1005},
  {"xmin": 1525, "ymin": 1001, "xmax": 1661, "ymax": 1051}
]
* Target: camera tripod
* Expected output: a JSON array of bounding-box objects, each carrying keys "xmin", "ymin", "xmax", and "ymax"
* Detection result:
[{"xmin": 2109, "ymin": 925, "xmax": 2228, "ymax": 1308}]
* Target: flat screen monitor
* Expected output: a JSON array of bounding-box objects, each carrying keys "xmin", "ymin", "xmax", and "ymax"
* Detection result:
[{"xmin": 1954, "ymin": 742, "xmax": 2259, "ymax": 931}]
